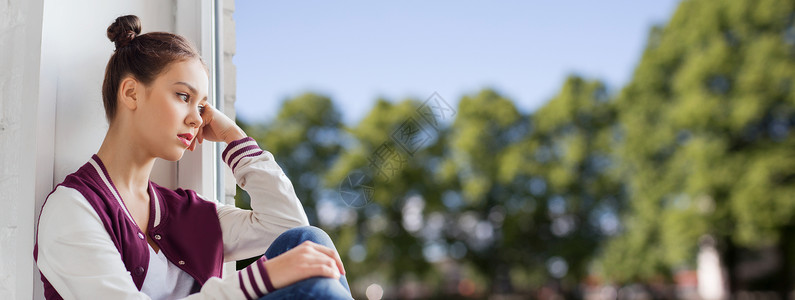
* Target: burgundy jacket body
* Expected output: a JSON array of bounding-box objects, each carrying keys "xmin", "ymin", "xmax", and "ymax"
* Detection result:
[{"xmin": 34, "ymin": 155, "xmax": 224, "ymax": 299}]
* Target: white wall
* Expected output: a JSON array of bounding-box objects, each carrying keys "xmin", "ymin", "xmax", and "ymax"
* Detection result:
[
  {"xmin": 42, "ymin": 1, "xmax": 180, "ymax": 188},
  {"xmin": 0, "ymin": 0, "xmax": 235, "ymax": 298},
  {"xmin": 1, "ymin": 1, "xmax": 45, "ymax": 298}
]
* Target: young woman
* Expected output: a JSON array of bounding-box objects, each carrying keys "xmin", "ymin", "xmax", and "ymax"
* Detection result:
[{"xmin": 34, "ymin": 15, "xmax": 352, "ymax": 300}]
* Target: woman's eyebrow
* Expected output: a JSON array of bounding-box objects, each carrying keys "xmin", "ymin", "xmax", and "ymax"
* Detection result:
[
  {"xmin": 173, "ymin": 82, "xmax": 198, "ymax": 95},
  {"xmin": 173, "ymin": 81, "xmax": 209, "ymax": 101}
]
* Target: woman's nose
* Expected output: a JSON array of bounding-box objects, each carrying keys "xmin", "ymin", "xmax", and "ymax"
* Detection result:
[{"xmin": 187, "ymin": 108, "xmax": 203, "ymax": 128}]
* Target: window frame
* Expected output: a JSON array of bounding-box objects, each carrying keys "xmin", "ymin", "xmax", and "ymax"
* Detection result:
[{"xmin": 174, "ymin": 0, "xmax": 231, "ymax": 207}]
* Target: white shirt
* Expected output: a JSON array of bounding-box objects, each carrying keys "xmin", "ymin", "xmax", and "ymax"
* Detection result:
[{"xmin": 141, "ymin": 245, "xmax": 195, "ymax": 300}]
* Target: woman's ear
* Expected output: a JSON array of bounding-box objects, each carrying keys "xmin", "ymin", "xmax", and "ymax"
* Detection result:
[{"xmin": 118, "ymin": 76, "xmax": 140, "ymax": 111}]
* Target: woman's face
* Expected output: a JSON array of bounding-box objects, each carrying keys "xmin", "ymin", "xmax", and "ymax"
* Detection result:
[{"xmin": 133, "ymin": 58, "xmax": 208, "ymax": 161}]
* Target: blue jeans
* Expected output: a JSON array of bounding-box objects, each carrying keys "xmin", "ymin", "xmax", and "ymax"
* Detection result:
[{"xmin": 257, "ymin": 226, "xmax": 352, "ymax": 300}]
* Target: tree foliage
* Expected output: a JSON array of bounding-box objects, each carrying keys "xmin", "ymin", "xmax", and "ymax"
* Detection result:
[
  {"xmin": 235, "ymin": 0, "xmax": 795, "ymax": 296},
  {"xmin": 602, "ymin": 0, "xmax": 795, "ymax": 284}
]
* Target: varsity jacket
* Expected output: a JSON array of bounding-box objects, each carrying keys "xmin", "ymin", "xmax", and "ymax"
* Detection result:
[{"xmin": 34, "ymin": 137, "xmax": 310, "ymax": 299}]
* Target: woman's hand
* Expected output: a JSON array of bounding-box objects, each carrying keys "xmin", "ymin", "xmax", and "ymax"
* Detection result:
[
  {"xmin": 263, "ymin": 241, "xmax": 347, "ymax": 289},
  {"xmin": 188, "ymin": 102, "xmax": 246, "ymax": 151}
]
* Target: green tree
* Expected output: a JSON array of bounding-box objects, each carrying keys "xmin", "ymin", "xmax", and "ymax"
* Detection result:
[
  {"xmin": 435, "ymin": 89, "xmax": 529, "ymax": 294},
  {"xmin": 529, "ymin": 76, "xmax": 622, "ymax": 290},
  {"xmin": 602, "ymin": 0, "xmax": 795, "ymax": 294},
  {"xmin": 236, "ymin": 92, "xmax": 345, "ymax": 225},
  {"xmin": 323, "ymin": 97, "xmax": 446, "ymax": 295},
  {"xmin": 238, "ymin": 86, "xmax": 619, "ymax": 297}
]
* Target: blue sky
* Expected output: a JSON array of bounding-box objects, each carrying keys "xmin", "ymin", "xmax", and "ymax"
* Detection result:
[{"xmin": 233, "ymin": 1, "xmax": 682, "ymax": 125}]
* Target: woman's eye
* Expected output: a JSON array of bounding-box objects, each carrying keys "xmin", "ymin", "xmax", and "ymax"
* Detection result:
[
  {"xmin": 198, "ymin": 105, "xmax": 205, "ymax": 114},
  {"xmin": 177, "ymin": 93, "xmax": 190, "ymax": 102}
]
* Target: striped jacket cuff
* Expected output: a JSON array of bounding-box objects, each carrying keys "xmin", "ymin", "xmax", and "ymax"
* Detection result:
[
  {"xmin": 222, "ymin": 137, "xmax": 264, "ymax": 172},
  {"xmin": 237, "ymin": 257, "xmax": 275, "ymax": 299}
]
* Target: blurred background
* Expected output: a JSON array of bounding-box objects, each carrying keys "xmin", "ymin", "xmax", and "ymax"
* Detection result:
[{"xmin": 231, "ymin": 0, "xmax": 795, "ymax": 299}]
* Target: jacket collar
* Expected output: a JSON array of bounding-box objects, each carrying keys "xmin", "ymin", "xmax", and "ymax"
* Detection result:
[{"xmin": 89, "ymin": 154, "xmax": 164, "ymax": 230}]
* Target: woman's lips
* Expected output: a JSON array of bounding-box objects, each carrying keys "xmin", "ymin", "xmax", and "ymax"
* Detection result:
[{"xmin": 177, "ymin": 133, "xmax": 193, "ymax": 147}]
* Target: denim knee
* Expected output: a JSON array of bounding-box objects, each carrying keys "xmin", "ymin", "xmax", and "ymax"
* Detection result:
[
  {"xmin": 262, "ymin": 226, "xmax": 352, "ymax": 297},
  {"xmin": 280, "ymin": 226, "xmax": 334, "ymax": 248},
  {"xmin": 296, "ymin": 277, "xmax": 351, "ymax": 299},
  {"xmin": 265, "ymin": 226, "xmax": 336, "ymax": 259},
  {"xmin": 259, "ymin": 276, "xmax": 352, "ymax": 300}
]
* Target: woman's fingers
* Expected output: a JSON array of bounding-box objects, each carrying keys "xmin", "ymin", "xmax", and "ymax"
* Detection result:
[
  {"xmin": 315, "ymin": 263, "xmax": 341, "ymax": 279},
  {"xmin": 189, "ymin": 127, "xmax": 199, "ymax": 151},
  {"xmin": 188, "ymin": 135, "xmax": 196, "ymax": 151},
  {"xmin": 304, "ymin": 241, "xmax": 346, "ymax": 275},
  {"xmin": 190, "ymin": 103, "xmax": 245, "ymax": 144},
  {"xmin": 202, "ymin": 108, "xmax": 214, "ymax": 142},
  {"xmin": 188, "ymin": 126, "xmax": 202, "ymax": 151},
  {"xmin": 196, "ymin": 105, "xmax": 221, "ymax": 143},
  {"xmin": 264, "ymin": 243, "xmax": 344, "ymax": 290},
  {"xmin": 298, "ymin": 254, "xmax": 340, "ymax": 278}
]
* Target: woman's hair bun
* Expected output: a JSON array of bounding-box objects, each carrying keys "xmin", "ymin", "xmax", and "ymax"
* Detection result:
[{"xmin": 107, "ymin": 15, "xmax": 142, "ymax": 50}]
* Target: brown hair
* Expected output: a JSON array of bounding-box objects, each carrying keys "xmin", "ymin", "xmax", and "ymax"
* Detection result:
[{"xmin": 102, "ymin": 15, "xmax": 206, "ymax": 122}]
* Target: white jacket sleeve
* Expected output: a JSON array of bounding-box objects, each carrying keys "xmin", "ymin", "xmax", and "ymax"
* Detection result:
[
  {"xmin": 214, "ymin": 137, "xmax": 310, "ymax": 262},
  {"xmin": 37, "ymin": 186, "xmax": 279, "ymax": 299}
]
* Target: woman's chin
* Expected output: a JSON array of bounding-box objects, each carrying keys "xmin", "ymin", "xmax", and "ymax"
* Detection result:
[{"xmin": 160, "ymin": 150, "xmax": 186, "ymax": 162}]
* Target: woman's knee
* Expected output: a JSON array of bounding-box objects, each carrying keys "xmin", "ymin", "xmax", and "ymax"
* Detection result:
[
  {"xmin": 260, "ymin": 276, "xmax": 351, "ymax": 300},
  {"xmin": 281, "ymin": 226, "xmax": 334, "ymax": 248},
  {"xmin": 266, "ymin": 226, "xmax": 336, "ymax": 259},
  {"xmin": 291, "ymin": 276, "xmax": 351, "ymax": 300}
]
